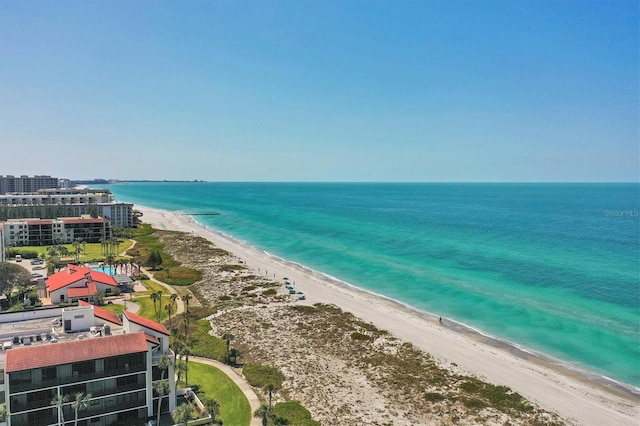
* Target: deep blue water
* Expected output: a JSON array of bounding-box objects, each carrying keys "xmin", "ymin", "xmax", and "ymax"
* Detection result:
[{"xmin": 106, "ymin": 182, "xmax": 640, "ymax": 387}]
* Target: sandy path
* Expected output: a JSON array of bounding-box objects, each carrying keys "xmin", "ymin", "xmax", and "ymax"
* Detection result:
[{"xmin": 141, "ymin": 206, "xmax": 639, "ymax": 426}]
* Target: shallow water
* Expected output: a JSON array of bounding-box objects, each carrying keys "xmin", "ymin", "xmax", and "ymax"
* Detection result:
[{"xmin": 107, "ymin": 182, "xmax": 640, "ymax": 387}]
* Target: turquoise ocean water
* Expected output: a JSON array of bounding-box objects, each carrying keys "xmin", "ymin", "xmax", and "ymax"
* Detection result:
[{"xmin": 106, "ymin": 182, "xmax": 640, "ymax": 388}]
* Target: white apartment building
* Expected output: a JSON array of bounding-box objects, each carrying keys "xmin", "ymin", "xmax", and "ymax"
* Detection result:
[
  {"xmin": 0, "ymin": 303, "xmax": 176, "ymax": 426},
  {"xmin": 0, "ymin": 190, "xmax": 133, "ymax": 228},
  {"xmin": 0, "ymin": 216, "xmax": 111, "ymax": 247}
]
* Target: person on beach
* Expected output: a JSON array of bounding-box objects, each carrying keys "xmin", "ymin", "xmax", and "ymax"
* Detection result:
[{"xmin": 439, "ymin": 316, "xmax": 443, "ymax": 324}]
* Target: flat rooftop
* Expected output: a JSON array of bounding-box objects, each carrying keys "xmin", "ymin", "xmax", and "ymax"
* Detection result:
[{"xmin": 0, "ymin": 315, "xmax": 125, "ymax": 366}]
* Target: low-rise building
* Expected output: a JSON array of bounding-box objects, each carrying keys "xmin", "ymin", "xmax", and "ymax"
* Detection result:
[{"xmin": 46, "ymin": 266, "xmax": 119, "ymax": 305}]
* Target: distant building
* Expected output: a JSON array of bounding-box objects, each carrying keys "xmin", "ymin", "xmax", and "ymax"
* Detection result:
[
  {"xmin": 0, "ymin": 303, "xmax": 176, "ymax": 426},
  {"xmin": 0, "ymin": 228, "xmax": 4, "ymax": 262},
  {"xmin": 0, "ymin": 175, "xmax": 60, "ymax": 195},
  {"xmin": 0, "ymin": 189, "xmax": 134, "ymax": 228},
  {"xmin": 0, "ymin": 216, "xmax": 111, "ymax": 247}
]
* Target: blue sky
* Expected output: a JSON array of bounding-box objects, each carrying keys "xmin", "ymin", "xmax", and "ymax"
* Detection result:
[{"xmin": 1, "ymin": 0, "xmax": 638, "ymax": 182}]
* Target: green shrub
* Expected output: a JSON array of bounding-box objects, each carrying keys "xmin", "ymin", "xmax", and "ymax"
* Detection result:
[
  {"xmin": 154, "ymin": 266, "xmax": 202, "ymax": 286},
  {"xmin": 242, "ymin": 364, "xmax": 285, "ymax": 388},
  {"xmin": 272, "ymin": 401, "xmax": 320, "ymax": 426},
  {"xmin": 262, "ymin": 288, "xmax": 277, "ymax": 296},
  {"xmin": 6, "ymin": 249, "xmax": 39, "ymax": 259},
  {"xmin": 350, "ymin": 332, "xmax": 372, "ymax": 341}
]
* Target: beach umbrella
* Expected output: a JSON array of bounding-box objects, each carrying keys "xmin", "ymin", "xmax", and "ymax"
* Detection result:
[
  {"xmin": 296, "ymin": 291, "xmax": 304, "ymax": 294},
  {"xmin": 282, "ymin": 277, "xmax": 289, "ymax": 281},
  {"xmin": 286, "ymin": 285, "xmax": 294, "ymax": 290}
]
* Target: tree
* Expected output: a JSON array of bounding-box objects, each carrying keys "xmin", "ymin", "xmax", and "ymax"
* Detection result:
[
  {"xmin": 90, "ymin": 291, "xmax": 105, "ymax": 307},
  {"xmin": 166, "ymin": 293, "xmax": 179, "ymax": 329},
  {"xmin": 151, "ymin": 292, "xmax": 161, "ymax": 321},
  {"xmin": 254, "ymin": 404, "xmax": 271, "ymax": 426},
  {"xmin": 171, "ymin": 403, "xmax": 192, "ymax": 426},
  {"xmin": 51, "ymin": 394, "xmax": 69, "ymax": 425},
  {"xmin": 222, "ymin": 333, "xmax": 234, "ymax": 365},
  {"xmin": 155, "ymin": 355, "xmax": 173, "ymax": 426},
  {"xmin": 146, "ymin": 250, "xmax": 163, "ymax": 270},
  {"xmin": 229, "ymin": 348, "xmax": 242, "ymax": 366},
  {"xmin": 154, "ymin": 380, "xmax": 170, "ymax": 426},
  {"xmin": 72, "ymin": 239, "xmax": 82, "ymax": 263},
  {"xmin": 0, "ymin": 262, "xmax": 32, "ymax": 294},
  {"xmin": 72, "ymin": 392, "xmax": 92, "ymax": 426},
  {"xmin": 203, "ymin": 398, "xmax": 220, "ymax": 424},
  {"xmin": 265, "ymin": 383, "xmax": 277, "ymax": 409},
  {"xmin": 0, "ymin": 404, "xmax": 8, "ymax": 422},
  {"xmin": 46, "ymin": 255, "xmax": 60, "ymax": 275}
]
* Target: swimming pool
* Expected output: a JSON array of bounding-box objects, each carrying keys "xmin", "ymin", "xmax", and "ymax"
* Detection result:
[{"xmin": 92, "ymin": 266, "xmax": 116, "ymax": 275}]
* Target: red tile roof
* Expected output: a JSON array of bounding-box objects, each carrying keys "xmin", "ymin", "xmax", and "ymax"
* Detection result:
[
  {"xmin": 26, "ymin": 219, "xmax": 54, "ymax": 225},
  {"xmin": 123, "ymin": 311, "xmax": 169, "ymax": 335},
  {"xmin": 78, "ymin": 300, "xmax": 122, "ymax": 325},
  {"xmin": 67, "ymin": 282, "xmax": 98, "ymax": 298},
  {"xmin": 144, "ymin": 333, "xmax": 160, "ymax": 345},
  {"xmin": 46, "ymin": 265, "xmax": 117, "ymax": 292},
  {"xmin": 5, "ymin": 332, "xmax": 148, "ymax": 373},
  {"xmin": 61, "ymin": 218, "xmax": 105, "ymax": 224}
]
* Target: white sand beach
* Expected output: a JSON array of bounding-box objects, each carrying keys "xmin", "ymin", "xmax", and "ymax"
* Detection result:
[{"xmin": 140, "ymin": 206, "xmax": 639, "ymax": 426}]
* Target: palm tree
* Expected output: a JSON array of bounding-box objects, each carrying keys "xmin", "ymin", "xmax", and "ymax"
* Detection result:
[
  {"xmin": 153, "ymin": 380, "xmax": 170, "ymax": 426},
  {"xmin": 51, "ymin": 394, "xmax": 68, "ymax": 425},
  {"xmin": 265, "ymin": 383, "xmax": 277, "ymax": 409},
  {"xmin": 254, "ymin": 404, "xmax": 271, "ymax": 426},
  {"xmin": 171, "ymin": 403, "xmax": 192, "ymax": 426},
  {"xmin": 175, "ymin": 359, "xmax": 187, "ymax": 390},
  {"xmin": 72, "ymin": 392, "xmax": 92, "ymax": 426},
  {"xmin": 229, "ymin": 348, "xmax": 242, "ymax": 366},
  {"xmin": 154, "ymin": 354, "xmax": 173, "ymax": 426},
  {"xmin": 72, "ymin": 239, "xmax": 82, "ymax": 263},
  {"xmin": 203, "ymin": 398, "xmax": 220, "ymax": 422},
  {"xmin": 167, "ymin": 293, "xmax": 179, "ymax": 328},
  {"xmin": 150, "ymin": 292, "xmax": 160, "ymax": 321},
  {"xmin": 222, "ymin": 332, "xmax": 234, "ymax": 365},
  {"xmin": 182, "ymin": 293, "xmax": 192, "ymax": 319}
]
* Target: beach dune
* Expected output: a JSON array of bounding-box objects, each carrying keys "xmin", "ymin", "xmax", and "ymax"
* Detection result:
[{"xmin": 140, "ymin": 206, "xmax": 639, "ymax": 426}]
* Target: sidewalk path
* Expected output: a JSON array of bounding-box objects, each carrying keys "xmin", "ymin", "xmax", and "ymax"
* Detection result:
[
  {"xmin": 191, "ymin": 356, "xmax": 262, "ymax": 426},
  {"xmin": 140, "ymin": 266, "xmax": 185, "ymax": 316}
]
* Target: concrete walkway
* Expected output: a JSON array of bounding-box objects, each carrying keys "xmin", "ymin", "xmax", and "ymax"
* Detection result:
[
  {"xmin": 191, "ymin": 356, "xmax": 262, "ymax": 426},
  {"xmin": 140, "ymin": 266, "xmax": 186, "ymax": 316}
]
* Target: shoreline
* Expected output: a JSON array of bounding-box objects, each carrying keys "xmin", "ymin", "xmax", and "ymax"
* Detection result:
[{"xmin": 138, "ymin": 205, "xmax": 639, "ymax": 425}]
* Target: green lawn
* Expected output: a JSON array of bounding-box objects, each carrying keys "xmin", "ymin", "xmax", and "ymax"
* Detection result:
[
  {"xmin": 132, "ymin": 296, "xmax": 170, "ymax": 322},
  {"xmin": 12, "ymin": 241, "xmax": 134, "ymax": 262},
  {"xmin": 186, "ymin": 361, "xmax": 251, "ymax": 426},
  {"xmin": 132, "ymin": 278, "xmax": 171, "ymax": 296},
  {"xmin": 100, "ymin": 303, "xmax": 125, "ymax": 316}
]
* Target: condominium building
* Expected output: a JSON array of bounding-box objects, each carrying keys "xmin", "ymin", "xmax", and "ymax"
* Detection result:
[
  {"xmin": 0, "ymin": 190, "xmax": 134, "ymax": 228},
  {"xmin": 0, "ymin": 228, "xmax": 4, "ymax": 262},
  {"xmin": 0, "ymin": 176, "xmax": 60, "ymax": 195},
  {"xmin": 0, "ymin": 216, "xmax": 111, "ymax": 248},
  {"xmin": 0, "ymin": 303, "xmax": 176, "ymax": 426}
]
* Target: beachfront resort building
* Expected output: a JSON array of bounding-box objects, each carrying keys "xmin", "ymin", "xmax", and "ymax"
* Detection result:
[
  {"xmin": 0, "ymin": 176, "xmax": 60, "ymax": 195},
  {"xmin": 0, "ymin": 189, "xmax": 134, "ymax": 228},
  {"xmin": 0, "ymin": 216, "xmax": 111, "ymax": 248},
  {"xmin": 0, "ymin": 302, "xmax": 176, "ymax": 426},
  {"xmin": 45, "ymin": 265, "xmax": 120, "ymax": 304}
]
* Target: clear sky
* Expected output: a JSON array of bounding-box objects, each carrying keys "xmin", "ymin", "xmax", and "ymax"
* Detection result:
[{"xmin": 0, "ymin": 0, "xmax": 638, "ymax": 182}]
